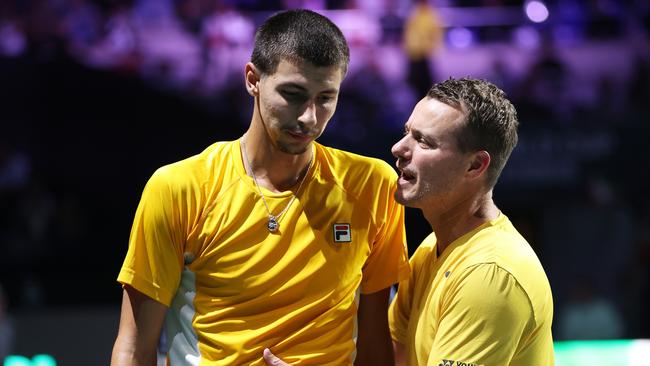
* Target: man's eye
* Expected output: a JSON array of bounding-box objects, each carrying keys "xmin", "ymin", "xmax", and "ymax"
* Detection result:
[
  {"xmin": 282, "ymin": 91, "xmax": 303, "ymax": 100},
  {"xmin": 417, "ymin": 138, "xmax": 433, "ymax": 149},
  {"xmin": 318, "ymin": 95, "xmax": 334, "ymax": 103}
]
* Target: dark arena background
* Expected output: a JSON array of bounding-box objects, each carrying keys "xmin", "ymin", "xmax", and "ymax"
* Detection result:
[{"xmin": 1, "ymin": 0, "xmax": 649, "ymax": 365}]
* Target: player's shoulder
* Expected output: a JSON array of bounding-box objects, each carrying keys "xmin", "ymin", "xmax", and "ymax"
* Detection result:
[
  {"xmin": 456, "ymin": 214, "xmax": 551, "ymax": 297},
  {"xmin": 316, "ymin": 143, "xmax": 397, "ymax": 183},
  {"xmin": 151, "ymin": 140, "xmax": 233, "ymax": 191},
  {"xmin": 464, "ymin": 215, "xmax": 532, "ymax": 260},
  {"xmin": 410, "ymin": 232, "xmax": 437, "ymax": 266}
]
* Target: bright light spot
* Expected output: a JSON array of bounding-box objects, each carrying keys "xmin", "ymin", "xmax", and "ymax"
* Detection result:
[
  {"xmin": 525, "ymin": 1, "xmax": 549, "ymax": 23},
  {"xmin": 4, "ymin": 356, "xmax": 31, "ymax": 366},
  {"xmin": 448, "ymin": 27, "xmax": 474, "ymax": 49},
  {"xmin": 32, "ymin": 355, "xmax": 57, "ymax": 366},
  {"xmin": 3, "ymin": 354, "xmax": 57, "ymax": 366}
]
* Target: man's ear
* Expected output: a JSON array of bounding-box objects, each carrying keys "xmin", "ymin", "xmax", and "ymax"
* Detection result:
[
  {"xmin": 245, "ymin": 62, "xmax": 260, "ymax": 97},
  {"xmin": 467, "ymin": 150, "xmax": 490, "ymax": 179}
]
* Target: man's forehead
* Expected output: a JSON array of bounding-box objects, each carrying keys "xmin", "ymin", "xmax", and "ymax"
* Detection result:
[
  {"xmin": 408, "ymin": 98, "xmax": 465, "ymax": 131},
  {"xmin": 267, "ymin": 59, "xmax": 343, "ymax": 90}
]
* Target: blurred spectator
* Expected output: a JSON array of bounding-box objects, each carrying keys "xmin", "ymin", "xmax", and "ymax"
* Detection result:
[
  {"xmin": 517, "ymin": 38, "xmax": 571, "ymax": 125},
  {"xmin": 16, "ymin": 179, "xmax": 56, "ymax": 254},
  {"xmin": 329, "ymin": 0, "xmax": 382, "ymax": 76},
  {"xmin": 403, "ymin": 0, "xmax": 443, "ymax": 95},
  {"xmin": 60, "ymin": 0, "xmax": 103, "ymax": 56},
  {"xmin": 19, "ymin": 275, "xmax": 46, "ymax": 309},
  {"xmin": 558, "ymin": 275, "xmax": 624, "ymax": 340},
  {"xmin": 84, "ymin": 3, "xmax": 139, "ymax": 73},
  {"xmin": 542, "ymin": 175, "xmax": 636, "ymax": 339},
  {"xmin": 175, "ymin": 0, "xmax": 213, "ymax": 35},
  {"xmin": 4, "ymin": 178, "xmax": 56, "ymax": 308},
  {"xmin": 198, "ymin": 1, "xmax": 254, "ymax": 93},
  {"xmin": 23, "ymin": 0, "xmax": 66, "ymax": 61},
  {"xmin": 0, "ymin": 142, "xmax": 31, "ymax": 192},
  {"xmin": 131, "ymin": 0, "xmax": 176, "ymax": 27},
  {"xmin": 627, "ymin": 54, "xmax": 650, "ymax": 123},
  {"xmin": 379, "ymin": 0, "xmax": 404, "ymax": 44},
  {"xmin": 589, "ymin": 76, "xmax": 623, "ymax": 126},
  {"xmin": 586, "ymin": 0, "xmax": 624, "ymax": 39},
  {"xmin": 487, "ymin": 56, "xmax": 519, "ymax": 98},
  {"xmin": 0, "ymin": 17, "xmax": 27, "ymax": 57}
]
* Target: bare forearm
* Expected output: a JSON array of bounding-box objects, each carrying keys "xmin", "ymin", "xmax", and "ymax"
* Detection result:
[
  {"xmin": 393, "ymin": 341, "xmax": 406, "ymax": 366},
  {"xmin": 355, "ymin": 341, "xmax": 394, "ymax": 366},
  {"xmin": 111, "ymin": 340, "xmax": 158, "ymax": 366},
  {"xmin": 355, "ymin": 288, "xmax": 394, "ymax": 366},
  {"xmin": 111, "ymin": 287, "xmax": 167, "ymax": 366}
]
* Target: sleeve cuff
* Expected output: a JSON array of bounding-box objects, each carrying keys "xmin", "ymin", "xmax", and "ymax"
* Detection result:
[{"xmin": 117, "ymin": 268, "xmax": 174, "ymax": 307}]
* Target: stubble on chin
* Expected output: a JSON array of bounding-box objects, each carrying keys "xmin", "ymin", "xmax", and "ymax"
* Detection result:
[
  {"xmin": 394, "ymin": 182, "xmax": 430, "ymax": 208},
  {"xmin": 277, "ymin": 140, "xmax": 310, "ymax": 155},
  {"xmin": 394, "ymin": 189, "xmax": 410, "ymax": 207}
]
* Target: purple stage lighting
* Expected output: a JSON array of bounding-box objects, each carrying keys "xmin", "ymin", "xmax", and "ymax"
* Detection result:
[
  {"xmin": 525, "ymin": 1, "xmax": 550, "ymax": 23},
  {"xmin": 448, "ymin": 27, "xmax": 474, "ymax": 49}
]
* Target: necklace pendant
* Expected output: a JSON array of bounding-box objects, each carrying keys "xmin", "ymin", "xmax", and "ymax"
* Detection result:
[{"xmin": 267, "ymin": 215, "xmax": 279, "ymax": 232}]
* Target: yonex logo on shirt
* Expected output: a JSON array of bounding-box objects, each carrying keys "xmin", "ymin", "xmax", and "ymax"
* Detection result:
[
  {"xmin": 439, "ymin": 360, "xmax": 476, "ymax": 366},
  {"xmin": 333, "ymin": 223, "xmax": 351, "ymax": 242}
]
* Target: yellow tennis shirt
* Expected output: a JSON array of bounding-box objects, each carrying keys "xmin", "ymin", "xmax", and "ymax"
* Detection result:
[
  {"xmin": 389, "ymin": 214, "xmax": 554, "ymax": 366},
  {"xmin": 118, "ymin": 140, "xmax": 410, "ymax": 365}
]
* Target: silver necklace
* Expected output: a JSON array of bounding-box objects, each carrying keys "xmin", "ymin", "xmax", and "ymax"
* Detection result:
[{"xmin": 241, "ymin": 139, "xmax": 312, "ymax": 233}]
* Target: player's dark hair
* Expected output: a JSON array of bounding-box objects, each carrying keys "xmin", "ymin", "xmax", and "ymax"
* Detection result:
[
  {"xmin": 428, "ymin": 78, "xmax": 519, "ymax": 188},
  {"xmin": 251, "ymin": 9, "xmax": 350, "ymax": 75}
]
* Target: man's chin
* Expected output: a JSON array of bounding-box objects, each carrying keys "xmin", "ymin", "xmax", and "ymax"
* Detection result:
[
  {"xmin": 396, "ymin": 189, "xmax": 426, "ymax": 209},
  {"xmin": 394, "ymin": 191, "xmax": 412, "ymax": 207},
  {"xmin": 278, "ymin": 141, "xmax": 311, "ymax": 155}
]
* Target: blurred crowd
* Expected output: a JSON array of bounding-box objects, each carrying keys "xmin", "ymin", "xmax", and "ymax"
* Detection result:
[
  {"xmin": 1, "ymin": 0, "xmax": 649, "ymax": 104},
  {"xmin": 1, "ymin": 0, "xmax": 650, "ymax": 353}
]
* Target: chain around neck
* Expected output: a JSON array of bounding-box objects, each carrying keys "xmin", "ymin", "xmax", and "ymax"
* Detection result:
[{"xmin": 240, "ymin": 138, "xmax": 313, "ymax": 232}]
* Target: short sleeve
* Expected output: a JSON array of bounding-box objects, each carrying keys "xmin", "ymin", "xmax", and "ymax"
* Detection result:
[
  {"xmin": 388, "ymin": 243, "xmax": 431, "ymax": 345},
  {"xmin": 360, "ymin": 178, "xmax": 410, "ymax": 294},
  {"xmin": 117, "ymin": 167, "xmax": 187, "ymax": 306},
  {"xmin": 427, "ymin": 263, "xmax": 534, "ymax": 366}
]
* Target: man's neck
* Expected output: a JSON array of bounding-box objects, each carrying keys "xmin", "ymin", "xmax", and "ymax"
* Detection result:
[
  {"xmin": 424, "ymin": 192, "xmax": 500, "ymax": 257},
  {"xmin": 240, "ymin": 130, "xmax": 313, "ymax": 193}
]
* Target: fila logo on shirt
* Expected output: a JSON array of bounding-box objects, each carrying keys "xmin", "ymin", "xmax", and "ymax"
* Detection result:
[
  {"xmin": 439, "ymin": 360, "xmax": 476, "ymax": 366},
  {"xmin": 333, "ymin": 223, "xmax": 351, "ymax": 242}
]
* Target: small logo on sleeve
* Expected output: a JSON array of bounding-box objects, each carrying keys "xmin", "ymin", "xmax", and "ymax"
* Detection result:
[
  {"xmin": 439, "ymin": 360, "xmax": 476, "ymax": 366},
  {"xmin": 333, "ymin": 223, "xmax": 351, "ymax": 242}
]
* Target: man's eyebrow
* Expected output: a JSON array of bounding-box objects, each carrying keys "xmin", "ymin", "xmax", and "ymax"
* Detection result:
[
  {"xmin": 278, "ymin": 82, "xmax": 339, "ymax": 94},
  {"xmin": 278, "ymin": 83, "xmax": 307, "ymax": 91}
]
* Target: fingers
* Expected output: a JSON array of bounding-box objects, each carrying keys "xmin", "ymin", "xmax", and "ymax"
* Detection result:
[{"xmin": 263, "ymin": 348, "xmax": 291, "ymax": 366}]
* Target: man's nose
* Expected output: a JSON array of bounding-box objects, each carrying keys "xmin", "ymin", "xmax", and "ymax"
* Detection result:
[
  {"xmin": 297, "ymin": 101, "xmax": 317, "ymax": 127},
  {"xmin": 391, "ymin": 135, "xmax": 410, "ymax": 159}
]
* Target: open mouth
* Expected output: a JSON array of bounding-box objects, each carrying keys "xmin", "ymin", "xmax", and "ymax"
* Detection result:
[{"xmin": 400, "ymin": 170, "xmax": 416, "ymax": 182}]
